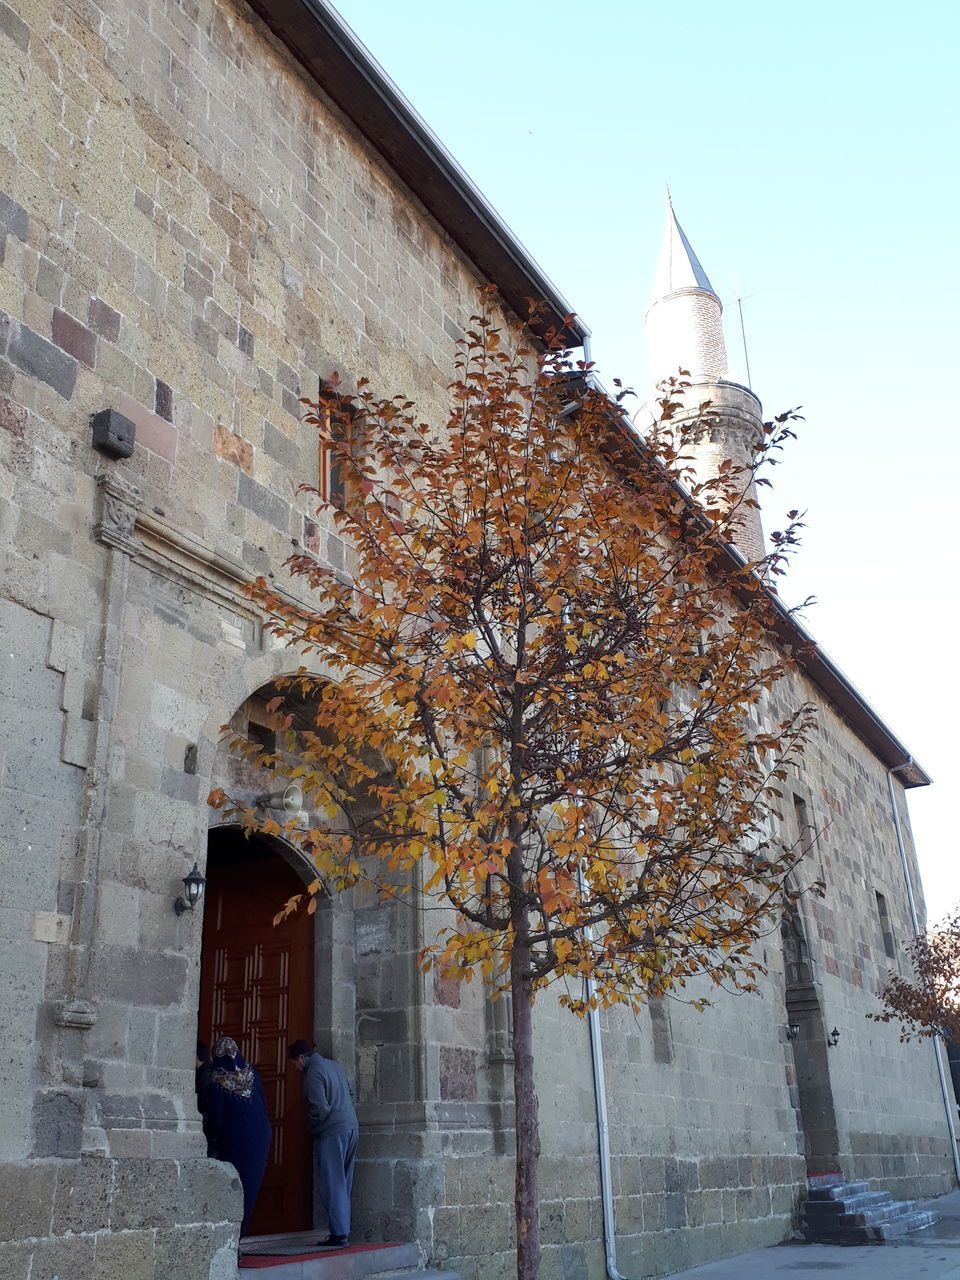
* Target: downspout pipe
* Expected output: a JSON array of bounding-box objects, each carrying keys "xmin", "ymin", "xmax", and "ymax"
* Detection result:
[
  {"xmin": 577, "ymin": 852, "xmax": 635, "ymax": 1279},
  {"xmin": 887, "ymin": 760, "xmax": 960, "ymax": 1184},
  {"xmin": 585, "ymin": 974, "xmax": 634, "ymax": 1280}
]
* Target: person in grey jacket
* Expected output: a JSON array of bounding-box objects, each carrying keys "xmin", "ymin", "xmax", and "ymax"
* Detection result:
[{"xmin": 288, "ymin": 1039, "xmax": 359, "ymax": 1248}]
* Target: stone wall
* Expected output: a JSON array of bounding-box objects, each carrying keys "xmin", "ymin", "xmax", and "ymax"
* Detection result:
[
  {"xmin": 0, "ymin": 0, "xmax": 954, "ymax": 1278},
  {"xmin": 0, "ymin": 0, "xmax": 486, "ymax": 1273},
  {"xmin": 401, "ymin": 662, "xmax": 954, "ymax": 1280},
  {"xmin": 0, "ymin": 1155, "xmax": 242, "ymax": 1279}
]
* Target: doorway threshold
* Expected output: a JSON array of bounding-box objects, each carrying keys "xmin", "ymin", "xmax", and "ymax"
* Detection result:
[{"xmin": 239, "ymin": 1238, "xmax": 419, "ymax": 1276}]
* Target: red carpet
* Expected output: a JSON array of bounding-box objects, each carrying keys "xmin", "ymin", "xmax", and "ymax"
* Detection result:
[{"xmin": 240, "ymin": 1242, "xmax": 399, "ymax": 1269}]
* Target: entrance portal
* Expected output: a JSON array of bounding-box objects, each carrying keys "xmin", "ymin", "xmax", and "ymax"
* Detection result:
[
  {"xmin": 783, "ymin": 905, "xmax": 841, "ymax": 1174},
  {"xmin": 199, "ymin": 828, "xmax": 315, "ymax": 1234}
]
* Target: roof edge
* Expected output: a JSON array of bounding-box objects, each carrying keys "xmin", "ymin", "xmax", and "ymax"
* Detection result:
[
  {"xmin": 577, "ymin": 373, "xmax": 931, "ymax": 789},
  {"xmin": 243, "ymin": 0, "xmax": 589, "ymax": 348}
]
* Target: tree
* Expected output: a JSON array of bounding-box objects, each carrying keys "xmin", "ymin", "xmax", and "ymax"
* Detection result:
[
  {"xmin": 211, "ymin": 299, "xmax": 813, "ymax": 1280},
  {"xmin": 872, "ymin": 907, "xmax": 960, "ymax": 1042}
]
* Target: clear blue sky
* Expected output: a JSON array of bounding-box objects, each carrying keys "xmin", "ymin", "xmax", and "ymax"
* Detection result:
[{"xmin": 334, "ymin": 0, "xmax": 960, "ymax": 914}]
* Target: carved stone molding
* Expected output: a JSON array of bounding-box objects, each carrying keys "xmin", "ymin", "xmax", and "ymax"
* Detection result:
[
  {"xmin": 95, "ymin": 471, "xmax": 143, "ymax": 552},
  {"xmin": 55, "ymin": 999, "xmax": 99, "ymax": 1030}
]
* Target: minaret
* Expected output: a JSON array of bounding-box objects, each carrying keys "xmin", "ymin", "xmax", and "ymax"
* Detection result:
[{"xmin": 644, "ymin": 195, "xmax": 766, "ymax": 562}]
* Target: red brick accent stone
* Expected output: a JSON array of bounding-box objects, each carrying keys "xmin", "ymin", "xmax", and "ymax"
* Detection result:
[
  {"xmin": 119, "ymin": 393, "xmax": 178, "ymax": 462},
  {"xmin": 0, "ymin": 393, "xmax": 26, "ymax": 436},
  {"xmin": 87, "ymin": 297, "xmax": 121, "ymax": 343},
  {"xmin": 155, "ymin": 378, "xmax": 173, "ymax": 422},
  {"xmin": 434, "ymin": 972, "xmax": 461, "ymax": 1008},
  {"xmin": 213, "ymin": 423, "xmax": 253, "ymax": 474},
  {"xmin": 52, "ymin": 309, "xmax": 97, "ymax": 368}
]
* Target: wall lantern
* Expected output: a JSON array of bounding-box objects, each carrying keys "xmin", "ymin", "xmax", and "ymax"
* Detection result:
[
  {"xmin": 786, "ymin": 1022, "xmax": 800, "ymax": 1042},
  {"xmin": 174, "ymin": 862, "xmax": 206, "ymax": 916},
  {"xmin": 828, "ymin": 1026, "xmax": 841, "ymax": 1048}
]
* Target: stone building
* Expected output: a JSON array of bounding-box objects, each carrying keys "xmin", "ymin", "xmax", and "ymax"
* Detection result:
[{"xmin": 0, "ymin": 1, "xmax": 955, "ymax": 1278}]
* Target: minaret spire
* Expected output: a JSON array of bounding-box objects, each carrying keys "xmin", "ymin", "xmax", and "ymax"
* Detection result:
[
  {"xmin": 643, "ymin": 197, "xmax": 766, "ymax": 561},
  {"xmin": 647, "ymin": 196, "xmax": 728, "ymax": 385}
]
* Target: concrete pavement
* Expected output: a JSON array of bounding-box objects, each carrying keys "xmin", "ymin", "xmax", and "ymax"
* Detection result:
[{"xmin": 661, "ymin": 1190, "xmax": 960, "ymax": 1278}]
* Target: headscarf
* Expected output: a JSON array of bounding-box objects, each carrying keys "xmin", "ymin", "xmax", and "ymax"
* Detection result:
[{"xmin": 210, "ymin": 1036, "xmax": 256, "ymax": 1098}]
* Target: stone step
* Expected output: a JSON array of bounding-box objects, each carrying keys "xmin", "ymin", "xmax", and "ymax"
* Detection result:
[
  {"xmin": 238, "ymin": 1240, "xmax": 425, "ymax": 1279},
  {"xmin": 803, "ymin": 1190, "xmax": 891, "ymax": 1215},
  {"xmin": 873, "ymin": 1210, "xmax": 938, "ymax": 1241},
  {"xmin": 802, "ymin": 1208, "xmax": 938, "ymax": 1245},
  {"xmin": 836, "ymin": 1200, "xmax": 920, "ymax": 1228},
  {"xmin": 806, "ymin": 1179, "xmax": 870, "ymax": 1201},
  {"xmin": 801, "ymin": 1174, "xmax": 939, "ymax": 1246}
]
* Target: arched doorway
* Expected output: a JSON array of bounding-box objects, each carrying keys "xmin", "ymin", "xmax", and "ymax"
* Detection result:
[
  {"xmin": 783, "ymin": 904, "xmax": 841, "ymax": 1175},
  {"xmin": 199, "ymin": 827, "xmax": 316, "ymax": 1235}
]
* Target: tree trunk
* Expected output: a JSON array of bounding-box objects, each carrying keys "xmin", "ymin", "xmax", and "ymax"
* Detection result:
[{"xmin": 511, "ymin": 935, "xmax": 541, "ymax": 1280}]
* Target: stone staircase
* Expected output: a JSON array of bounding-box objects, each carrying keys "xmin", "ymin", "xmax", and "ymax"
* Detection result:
[
  {"xmin": 237, "ymin": 1238, "xmax": 459, "ymax": 1280},
  {"xmin": 801, "ymin": 1175, "xmax": 938, "ymax": 1244}
]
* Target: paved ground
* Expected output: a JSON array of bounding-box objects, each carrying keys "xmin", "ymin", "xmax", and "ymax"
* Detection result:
[{"xmin": 662, "ymin": 1190, "xmax": 960, "ymax": 1278}]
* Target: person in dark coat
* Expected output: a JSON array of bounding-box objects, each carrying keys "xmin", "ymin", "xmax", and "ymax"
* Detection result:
[
  {"xmin": 288, "ymin": 1038, "xmax": 359, "ymax": 1248},
  {"xmin": 204, "ymin": 1036, "xmax": 273, "ymax": 1236}
]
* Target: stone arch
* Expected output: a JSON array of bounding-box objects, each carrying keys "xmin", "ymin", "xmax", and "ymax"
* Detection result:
[
  {"xmin": 204, "ymin": 671, "xmax": 359, "ymax": 1073},
  {"xmin": 198, "ymin": 669, "xmax": 426, "ymax": 1243},
  {"xmin": 782, "ymin": 901, "xmax": 842, "ymax": 1174},
  {"xmin": 198, "ymin": 648, "xmax": 343, "ymax": 804}
]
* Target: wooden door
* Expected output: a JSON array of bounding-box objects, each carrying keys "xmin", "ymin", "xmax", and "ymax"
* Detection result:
[{"xmin": 198, "ymin": 836, "xmax": 314, "ymax": 1235}]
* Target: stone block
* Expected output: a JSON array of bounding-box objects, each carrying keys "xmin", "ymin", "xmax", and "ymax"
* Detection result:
[
  {"xmin": 540, "ymin": 1199, "xmax": 565, "ymax": 1246},
  {"xmin": 151, "ymin": 1127, "xmax": 207, "ymax": 1159},
  {"xmin": 32, "ymin": 1090, "xmax": 85, "ymax": 1157},
  {"xmin": 664, "ymin": 1191, "xmax": 687, "ymax": 1229},
  {"xmin": 562, "ymin": 1195, "xmax": 600, "ymax": 1243},
  {"xmin": 119, "ymin": 393, "xmax": 178, "ymax": 462},
  {"xmin": 0, "ymin": 192, "xmax": 28, "ymax": 241},
  {"xmin": 175, "ymin": 1158, "xmax": 243, "ymax": 1226},
  {"xmin": 89, "ymin": 946, "xmax": 187, "ymax": 1008},
  {"xmin": 0, "ymin": 1160, "xmax": 56, "ymax": 1239},
  {"xmin": 32, "ymin": 1233, "xmax": 97, "ymax": 1280},
  {"xmin": 88, "ymin": 297, "xmax": 122, "ymax": 343},
  {"xmin": 52, "ymin": 308, "xmax": 97, "ymax": 368},
  {"xmin": 155, "ymin": 1225, "xmax": 214, "ymax": 1280},
  {"xmin": 559, "ymin": 1243, "xmax": 587, "ymax": 1280},
  {"xmin": 639, "ymin": 1154, "xmax": 665, "ymax": 1191},
  {"xmin": 439, "ymin": 1046, "xmax": 478, "ymax": 1103},
  {"xmin": 107, "ymin": 1129, "xmax": 153, "ymax": 1158},
  {"xmin": 155, "ymin": 379, "xmax": 173, "ymax": 422},
  {"xmin": 0, "ymin": 1242, "xmax": 31, "ymax": 1279},
  {"xmin": 8, "ymin": 323, "xmax": 77, "ymax": 399},
  {"xmin": 262, "ymin": 419, "xmax": 298, "ymax": 469},
  {"xmin": 53, "ymin": 1153, "xmax": 115, "ymax": 1234},
  {"xmin": 699, "ymin": 1155, "xmax": 737, "ymax": 1190},
  {"xmin": 237, "ymin": 471, "xmax": 290, "ymax": 531},
  {"xmin": 0, "ymin": 392, "xmax": 26, "ymax": 436},
  {"xmin": 111, "ymin": 1157, "xmax": 177, "ymax": 1229},
  {"xmin": 213, "ymin": 423, "xmax": 253, "ymax": 474},
  {"xmin": 93, "ymin": 1229, "xmax": 156, "ymax": 1280}
]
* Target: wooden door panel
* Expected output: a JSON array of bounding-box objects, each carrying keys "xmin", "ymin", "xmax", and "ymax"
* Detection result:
[{"xmin": 199, "ymin": 843, "xmax": 314, "ymax": 1235}]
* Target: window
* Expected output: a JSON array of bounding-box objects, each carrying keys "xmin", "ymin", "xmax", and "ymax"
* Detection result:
[
  {"xmin": 793, "ymin": 794, "xmax": 811, "ymax": 853},
  {"xmin": 316, "ymin": 379, "xmax": 356, "ymax": 508},
  {"xmin": 875, "ymin": 891, "xmax": 896, "ymax": 960}
]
